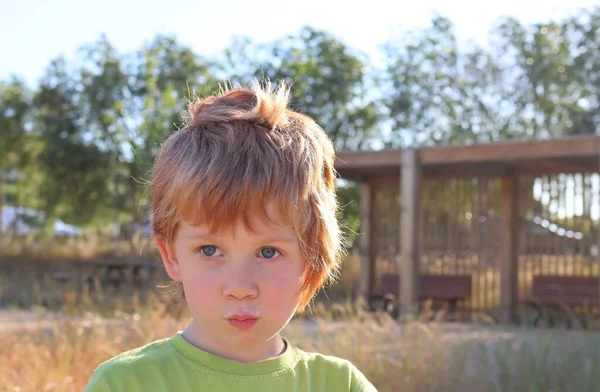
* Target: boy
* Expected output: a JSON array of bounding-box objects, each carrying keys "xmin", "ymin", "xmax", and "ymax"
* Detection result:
[{"xmin": 84, "ymin": 80, "xmax": 377, "ymax": 391}]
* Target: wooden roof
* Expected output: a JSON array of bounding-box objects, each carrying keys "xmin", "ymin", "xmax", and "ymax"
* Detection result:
[{"xmin": 334, "ymin": 135, "xmax": 600, "ymax": 181}]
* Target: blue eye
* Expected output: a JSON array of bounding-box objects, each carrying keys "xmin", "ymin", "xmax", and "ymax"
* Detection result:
[
  {"xmin": 200, "ymin": 245, "xmax": 218, "ymax": 257},
  {"xmin": 259, "ymin": 248, "xmax": 279, "ymax": 259}
]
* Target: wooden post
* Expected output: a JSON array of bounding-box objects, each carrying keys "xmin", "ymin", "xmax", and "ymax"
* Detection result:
[
  {"xmin": 0, "ymin": 170, "xmax": 4, "ymax": 234},
  {"xmin": 400, "ymin": 149, "xmax": 421, "ymax": 318},
  {"xmin": 358, "ymin": 181, "xmax": 377, "ymax": 306},
  {"xmin": 597, "ymin": 154, "xmax": 600, "ymax": 313},
  {"xmin": 500, "ymin": 173, "xmax": 519, "ymax": 324},
  {"xmin": 74, "ymin": 262, "xmax": 84, "ymax": 306}
]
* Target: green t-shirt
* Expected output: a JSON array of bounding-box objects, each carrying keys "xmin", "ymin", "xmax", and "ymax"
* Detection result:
[{"xmin": 84, "ymin": 332, "xmax": 377, "ymax": 391}]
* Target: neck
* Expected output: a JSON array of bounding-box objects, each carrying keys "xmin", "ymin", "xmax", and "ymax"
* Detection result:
[{"xmin": 181, "ymin": 320, "xmax": 286, "ymax": 363}]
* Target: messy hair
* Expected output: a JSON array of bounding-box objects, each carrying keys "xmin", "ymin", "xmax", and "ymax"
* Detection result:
[{"xmin": 150, "ymin": 80, "xmax": 344, "ymax": 311}]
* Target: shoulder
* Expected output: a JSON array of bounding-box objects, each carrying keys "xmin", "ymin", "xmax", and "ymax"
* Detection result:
[
  {"xmin": 292, "ymin": 346, "xmax": 378, "ymax": 392},
  {"xmin": 94, "ymin": 336, "xmax": 174, "ymax": 372},
  {"xmin": 84, "ymin": 337, "xmax": 174, "ymax": 392}
]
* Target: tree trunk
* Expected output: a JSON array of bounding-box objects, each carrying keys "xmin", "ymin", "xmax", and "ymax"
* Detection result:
[{"xmin": 0, "ymin": 170, "xmax": 4, "ymax": 234}]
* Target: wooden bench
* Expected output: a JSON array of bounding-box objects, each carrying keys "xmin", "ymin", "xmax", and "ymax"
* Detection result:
[
  {"xmin": 370, "ymin": 273, "xmax": 472, "ymax": 317},
  {"xmin": 527, "ymin": 276, "xmax": 599, "ymax": 326},
  {"xmin": 50, "ymin": 271, "xmax": 75, "ymax": 284}
]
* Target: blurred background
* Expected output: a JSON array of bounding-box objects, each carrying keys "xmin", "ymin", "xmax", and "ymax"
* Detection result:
[
  {"xmin": 1, "ymin": 1, "xmax": 600, "ymax": 391},
  {"xmin": 2, "ymin": 0, "xmax": 599, "ymax": 248}
]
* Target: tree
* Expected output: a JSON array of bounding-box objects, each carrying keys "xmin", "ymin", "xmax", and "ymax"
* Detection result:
[
  {"xmin": 383, "ymin": 10, "xmax": 600, "ymax": 149},
  {"xmin": 225, "ymin": 26, "xmax": 381, "ymax": 151},
  {"xmin": 383, "ymin": 16, "xmax": 512, "ymax": 147},
  {"xmin": 220, "ymin": 27, "xmax": 382, "ymax": 246},
  {"xmin": 490, "ymin": 15, "xmax": 594, "ymax": 139},
  {"xmin": 79, "ymin": 34, "xmax": 221, "ymax": 233},
  {"xmin": 31, "ymin": 57, "xmax": 115, "ymax": 227},
  {"xmin": 127, "ymin": 35, "xmax": 221, "ymax": 231},
  {"xmin": 76, "ymin": 36, "xmax": 133, "ymax": 227},
  {"xmin": 0, "ymin": 77, "xmax": 32, "ymax": 230},
  {"xmin": 566, "ymin": 7, "xmax": 600, "ymax": 136},
  {"xmin": 4, "ymin": 9, "xmax": 599, "ymax": 239}
]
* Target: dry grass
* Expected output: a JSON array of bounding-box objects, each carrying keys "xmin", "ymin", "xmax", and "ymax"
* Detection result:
[
  {"xmin": 1, "ymin": 299, "xmax": 599, "ymax": 392},
  {"xmin": 0, "ymin": 233, "xmax": 151, "ymax": 261},
  {"xmin": 2, "ymin": 236, "xmax": 599, "ymax": 391}
]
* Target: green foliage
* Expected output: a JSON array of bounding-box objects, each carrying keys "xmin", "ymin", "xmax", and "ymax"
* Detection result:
[
  {"xmin": 0, "ymin": 8, "xmax": 599, "ymax": 243},
  {"xmin": 383, "ymin": 9, "xmax": 600, "ymax": 147},
  {"xmin": 0, "ymin": 77, "xmax": 31, "ymax": 169},
  {"xmin": 223, "ymin": 26, "xmax": 380, "ymax": 150}
]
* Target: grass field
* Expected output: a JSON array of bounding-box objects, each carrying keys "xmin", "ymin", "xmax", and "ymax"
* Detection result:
[
  {"xmin": 2, "ymin": 235, "xmax": 600, "ymax": 391},
  {"xmin": 1, "ymin": 298, "xmax": 600, "ymax": 392}
]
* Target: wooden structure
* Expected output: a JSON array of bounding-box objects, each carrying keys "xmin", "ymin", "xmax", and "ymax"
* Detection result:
[
  {"xmin": 370, "ymin": 274, "xmax": 472, "ymax": 317},
  {"xmin": 0, "ymin": 257, "xmax": 161, "ymax": 308},
  {"xmin": 49, "ymin": 259, "xmax": 159, "ymax": 304},
  {"xmin": 335, "ymin": 135, "xmax": 600, "ymax": 324},
  {"xmin": 527, "ymin": 276, "xmax": 599, "ymax": 327}
]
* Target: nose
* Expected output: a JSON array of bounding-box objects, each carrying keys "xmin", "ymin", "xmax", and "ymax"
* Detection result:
[{"xmin": 222, "ymin": 262, "xmax": 258, "ymax": 300}]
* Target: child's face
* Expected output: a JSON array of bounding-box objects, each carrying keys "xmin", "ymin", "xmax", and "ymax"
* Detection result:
[{"xmin": 156, "ymin": 206, "xmax": 305, "ymax": 360}]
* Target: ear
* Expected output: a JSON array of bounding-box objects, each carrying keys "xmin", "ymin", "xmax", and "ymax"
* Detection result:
[{"xmin": 155, "ymin": 235, "xmax": 182, "ymax": 282}]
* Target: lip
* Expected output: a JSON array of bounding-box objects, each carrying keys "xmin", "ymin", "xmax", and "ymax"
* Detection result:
[
  {"xmin": 224, "ymin": 309, "xmax": 260, "ymax": 331},
  {"xmin": 227, "ymin": 317, "xmax": 259, "ymax": 330}
]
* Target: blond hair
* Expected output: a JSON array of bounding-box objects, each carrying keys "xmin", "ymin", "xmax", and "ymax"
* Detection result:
[{"xmin": 151, "ymin": 80, "xmax": 343, "ymax": 311}]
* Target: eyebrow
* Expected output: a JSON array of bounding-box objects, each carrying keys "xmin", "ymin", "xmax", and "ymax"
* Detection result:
[
  {"xmin": 256, "ymin": 236, "xmax": 297, "ymax": 244},
  {"xmin": 184, "ymin": 233, "xmax": 297, "ymax": 244}
]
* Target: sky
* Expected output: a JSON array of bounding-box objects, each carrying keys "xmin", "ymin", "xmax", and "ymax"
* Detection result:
[
  {"xmin": 1, "ymin": 0, "xmax": 598, "ymax": 86},
  {"xmin": 1, "ymin": 0, "xmax": 599, "ymax": 222}
]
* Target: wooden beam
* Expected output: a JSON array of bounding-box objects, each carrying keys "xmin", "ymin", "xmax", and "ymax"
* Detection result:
[
  {"xmin": 420, "ymin": 135, "xmax": 600, "ymax": 166},
  {"xmin": 399, "ymin": 149, "xmax": 421, "ymax": 318},
  {"xmin": 334, "ymin": 136, "xmax": 600, "ymax": 180},
  {"xmin": 358, "ymin": 181, "xmax": 377, "ymax": 305},
  {"xmin": 532, "ymin": 158, "xmax": 592, "ymax": 176},
  {"xmin": 335, "ymin": 149, "xmax": 403, "ymax": 170},
  {"xmin": 0, "ymin": 170, "xmax": 4, "ymax": 234},
  {"xmin": 597, "ymin": 154, "xmax": 600, "ymax": 313},
  {"xmin": 337, "ymin": 156, "xmax": 600, "ymax": 181},
  {"xmin": 499, "ymin": 173, "xmax": 520, "ymax": 324},
  {"xmin": 423, "ymin": 164, "xmax": 509, "ymax": 179}
]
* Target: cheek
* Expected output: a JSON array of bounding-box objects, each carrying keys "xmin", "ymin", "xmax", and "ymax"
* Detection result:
[
  {"xmin": 179, "ymin": 262, "xmax": 218, "ymax": 297},
  {"xmin": 181, "ymin": 272, "xmax": 221, "ymax": 317},
  {"xmin": 259, "ymin": 266, "xmax": 304, "ymax": 298}
]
